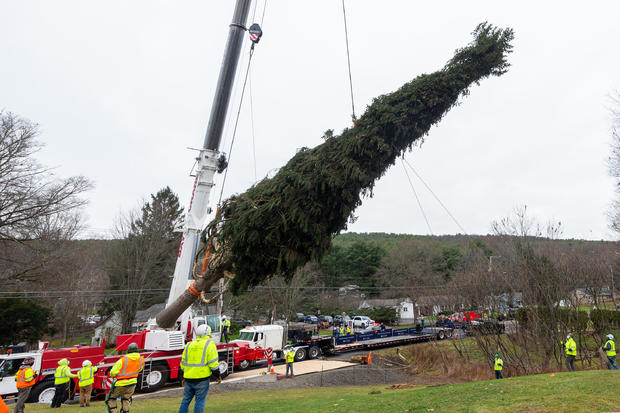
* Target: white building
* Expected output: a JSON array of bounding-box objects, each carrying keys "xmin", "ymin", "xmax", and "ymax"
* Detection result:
[{"xmin": 358, "ymin": 297, "xmax": 415, "ymax": 324}]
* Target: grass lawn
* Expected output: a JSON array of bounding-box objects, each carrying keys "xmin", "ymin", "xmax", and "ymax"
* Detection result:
[{"xmin": 20, "ymin": 369, "xmax": 620, "ymax": 412}]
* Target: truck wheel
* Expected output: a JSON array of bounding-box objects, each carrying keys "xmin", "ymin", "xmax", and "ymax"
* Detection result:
[
  {"xmin": 218, "ymin": 360, "xmax": 229, "ymax": 379},
  {"xmin": 237, "ymin": 359, "xmax": 250, "ymax": 370},
  {"xmin": 308, "ymin": 346, "xmax": 321, "ymax": 359},
  {"xmin": 294, "ymin": 348, "xmax": 307, "ymax": 362},
  {"xmin": 28, "ymin": 379, "xmax": 55, "ymax": 403},
  {"xmin": 437, "ymin": 330, "xmax": 446, "ymax": 340},
  {"xmin": 446, "ymin": 329, "xmax": 453, "ymax": 338},
  {"xmin": 140, "ymin": 363, "xmax": 169, "ymax": 392}
]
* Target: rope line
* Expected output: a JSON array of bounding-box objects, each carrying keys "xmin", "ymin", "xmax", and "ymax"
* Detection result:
[
  {"xmin": 401, "ymin": 159, "xmax": 433, "ymax": 235},
  {"xmin": 341, "ymin": 0, "xmax": 356, "ymax": 123},
  {"xmin": 402, "ymin": 157, "xmax": 467, "ymax": 234},
  {"xmin": 217, "ymin": 46, "xmax": 255, "ymax": 205}
]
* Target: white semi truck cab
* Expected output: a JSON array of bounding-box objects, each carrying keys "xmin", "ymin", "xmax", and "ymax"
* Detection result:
[{"xmin": 233, "ymin": 325, "xmax": 284, "ymax": 351}]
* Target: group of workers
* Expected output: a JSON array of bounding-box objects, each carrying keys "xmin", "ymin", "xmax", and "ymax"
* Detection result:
[
  {"xmin": 492, "ymin": 332, "xmax": 619, "ymax": 380},
  {"xmin": 336, "ymin": 326, "xmax": 352, "ymax": 335}
]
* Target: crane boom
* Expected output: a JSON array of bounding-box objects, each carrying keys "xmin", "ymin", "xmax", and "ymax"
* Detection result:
[{"xmin": 162, "ymin": 0, "xmax": 252, "ymax": 332}]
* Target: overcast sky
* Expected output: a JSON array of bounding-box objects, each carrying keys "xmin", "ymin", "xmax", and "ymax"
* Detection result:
[{"xmin": 2, "ymin": 1, "xmax": 619, "ymax": 241}]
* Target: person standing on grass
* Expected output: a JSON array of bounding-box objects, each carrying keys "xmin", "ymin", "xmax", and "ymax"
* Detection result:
[
  {"xmin": 603, "ymin": 334, "xmax": 619, "ymax": 370},
  {"xmin": 14, "ymin": 358, "xmax": 37, "ymax": 413},
  {"xmin": 78, "ymin": 359, "xmax": 97, "ymax": 407},
  {"xmin": 51, "ymin": 358, "xmax": 77, "ymax": 408},
  {"xmin": 285, "ymin": 346, "xmax": 295, "ymax": 378},
  {"xmin": 178, "ymin": 324, "xmax": 220, "ymax": 413},
  {"xmin": 106, "ymin": 342, "xmax": 145, "ymax": 413},
  {"xmin": 493, "ymin": 354, "xmax": 504, "ymax": 379},
  {"xmin": 565, "ymin": 333, "xmax": 577, "ymax": 372}
]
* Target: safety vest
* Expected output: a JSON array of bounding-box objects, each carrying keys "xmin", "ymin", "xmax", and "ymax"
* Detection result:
[
  {"xmin": 339, "ymin": 327, "xmax": 344, "ymax": 335},
  {"xmin": 346, "ymin": 327, "xmax": 351, "ymax": 335},
  {"xmin": 0, "ymin": 396, "xmax": 8, "ymax": 413},
  {"xmin": 111, "ymin": 354, "xmax": 144, "ymax": 386},
  {"xmin": 605, "ymin": 340, "xmax": 616, "ymax": 357},
  {"xmin": 285, "ymin": 350, "xmax": 295, "ymax": 364},
  {"xmin": 565, "ymin": 338, "xmax": 577, "ymax": 356},
  {"xmin": 78, "ymin": 365, "xmax": 95, "ymax": 387},
  {"xmin": 494, "ymin": 358, "xmax": 503, "ymax": 371},
  {"xmin": 223, "ymin": 319, "xmax": 231, "ymax": 330},
  {"xmin": 54, "ymin": 365, "xmax": 71, "ymax": 385},
  {"xmin": 180, "ymin": 337, "xmax": 219, "ymax": 379},
  {"xmin": 15, "ymin": 368, "xmax": 36, "ymax": 388}
]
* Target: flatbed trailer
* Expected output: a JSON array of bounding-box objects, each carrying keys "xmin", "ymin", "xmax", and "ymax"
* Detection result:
[{"xmin": 286, "ymin": 326, "xmax": 452, "ymax": 360}]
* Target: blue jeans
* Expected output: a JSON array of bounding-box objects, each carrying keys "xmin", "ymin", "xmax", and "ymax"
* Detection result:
[
  {"xmin": 286, "ymin": 363, "xmax": 294, "ymax": 377},
  {"xmin": 607, "ymin": 356, "xmax": 619, "ymax": 370},
  {"xmin": 178, "ymin": 379, "xmax": 210, "ymax": 413}
]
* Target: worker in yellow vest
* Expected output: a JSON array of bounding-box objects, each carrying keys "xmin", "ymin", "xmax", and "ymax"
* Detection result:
[
  {"xmin": 51, "ymin": 358, "xmax": 77, "ymax": 408},
  {"xmin": 222, "ymin": 316, "xmax": 231, "ymax": 343},
  {"xmin": 493, "ymin": 354, "xmax": 503, "ymax": 379},
  {"xmin": 78, "ymin": 359, "xmax": 98, "ymax": 407},
  {"xmin": 285, "ymin": 346, "xmax": 295, "ymax": 378},
  {"xmin": 345, "ymin": 326, "xmax": 351, "ymax": 335},
  {"xmin": 106, "ymin": 343, "xmax": 145, "ymax": 413},
  {"xmin": 339, "ymin": 326, "xmax": 345, "ymax": 335},
  {"xmin": 602, "ymin": 334, "xmax": 619, "ymax": 370},
  {"xmin": 564, "ymin": 333, "xmax": 577, "ymax": 372},
  {"xmin": 178, "ymin": 324, "xmax": 220, "ymax": 413},
  {"xmin": 14, "ymin": 358, "xmax": 37, "ymax": 413}
]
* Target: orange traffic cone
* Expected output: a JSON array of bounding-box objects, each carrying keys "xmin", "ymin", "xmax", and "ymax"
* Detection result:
[{"xmin": 270, "ymin": 366, "xmax": 275, "ymax": 374}]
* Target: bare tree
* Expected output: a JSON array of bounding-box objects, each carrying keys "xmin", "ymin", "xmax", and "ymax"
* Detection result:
[
  {"xmin": 0, "ymin": 112, "xmax": 91, "ymax": 241},
  {"xmin": 105, "ymin": 188, "xmax": 183, "ymax": 333},
  {"xmin": 608, "ymin": 92, "xmax": 620, "ymax": 234}
]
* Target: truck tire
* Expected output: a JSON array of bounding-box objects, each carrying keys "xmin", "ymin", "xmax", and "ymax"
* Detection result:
[
  {"xmin": 437, "ymin": 330, "xmax": 446, "ymax": 340},
  {"xmin": 27, "ymin": 378, "xmax": 56, "ymax": 404},
  {"xmin": 308, "ymin": 346, "xmax": 321, "ymax": 359},
  {"xmin": 237, "ymin": 359, "xmax": 250, "ymax": 370},
  {"xmin": 294, "ymin": 348, "xmax": 307, "ymax": 362},
  {"xmin": 140, "ymin": 363, "xmax": 169, "ymax": 392},
  {"xmin": 446, "ymin": 329, "xmax": 453, "ymax": 338},
  {"xmin": 218, "ymin": 360, "xmax": 229, "ymax": 379}
]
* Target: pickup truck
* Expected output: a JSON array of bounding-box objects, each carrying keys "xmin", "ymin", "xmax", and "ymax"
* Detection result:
[{"xmin": 352, "ymin": 316, "xmax": 374, "ymax": 328}]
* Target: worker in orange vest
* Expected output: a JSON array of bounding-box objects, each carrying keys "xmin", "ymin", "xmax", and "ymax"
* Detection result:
[
  {"xmin": 105, "ymin": 343, "xmax": 145, "ymax": 413},
  {"xmin": 14, "ymin": 358, "xmax": 38, "ymax": 413},
  {"xmin": 0, "ymin": 396, "xmax": 8, "ymax": 413}
]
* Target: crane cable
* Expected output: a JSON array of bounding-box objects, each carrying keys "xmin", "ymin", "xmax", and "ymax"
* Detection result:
[
  {"xmin": 401, "ymin": 159, "xmax": 433, "ymax": 235},
  {"xmin": 341, "ymin": 0, "xmax": 356, "ymax": 125},
  {"xmin": 401, "ymin": 157, "xmax": 468, "ymax": 234}
]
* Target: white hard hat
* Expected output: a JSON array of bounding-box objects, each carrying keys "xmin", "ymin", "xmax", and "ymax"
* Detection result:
[
  {"xmin": 82, "ymin": 360, "xmax": 91, "ymax": 367},
  {"xmin": 222, "ymin": 315, "xmax": 226, "ymax": 319},
  {"xmin": 608, "ymin": 334, "xmax": 614, "ymax": 340},
  {"xmin": 195, "ymin": 324, "xmax": 211, "ymax": 337}
]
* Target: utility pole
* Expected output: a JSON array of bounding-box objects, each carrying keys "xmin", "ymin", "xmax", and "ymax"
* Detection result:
[{"xmin": 157, "ymin": 0, "xmax": 253, "ymax": 330}]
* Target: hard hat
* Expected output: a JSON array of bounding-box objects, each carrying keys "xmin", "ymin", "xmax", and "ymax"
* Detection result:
[
  {"xmin": 128, "ymin": 343, "xmax": 138, "ymax": 351},
  {"xmin": 82, "ymin": 360, "xmax": 91, "ymax": 367},
  {"xmin": 567, "ymin": 333, "xmax": 572, "ymax": 339},
  {"xmin": 58, "ymin": 358, "xmax": 69, "ymax": 366},
  {"xmin": 608, "ymin": 334, "xmax": 614, "ymax": 340},
  {"xmin": 222, "ymin": 315, "xmax": 226, "ymax": 319},
  {"xmin": 23, "ymin": 358, "xmax": 35, "ymax": 366},
  {"xmin": 494, "ymin": 354, "xmax": 499, "ymax": 358},
  {"xmin": 195, "ymin": 324, "xmax": 211, "ymax": 337}
]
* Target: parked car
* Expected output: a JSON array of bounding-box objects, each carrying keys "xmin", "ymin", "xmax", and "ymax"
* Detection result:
[
  {"xmin": 304, "ymin": 315, "xmax": 319, "ymax": 324},
  {"xmin": 334, "ymin": 315, "xmax": 351, "ymax": 327},
  {"xmin": 352, "ymin": 316, "xmax": 374, "ymax": 328},
  {"xmin": 296, "ymin": 312, "xmax": 305, "ymax": 322},
  {"xmin": 231, "ymin": 318, "xmax": 253, "ymax": 327},
  {"xmin": 318, "ymin": 315, "xmax": 333, "ymax": 325}
]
